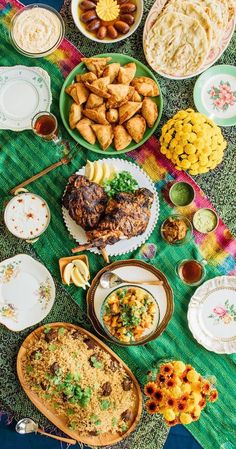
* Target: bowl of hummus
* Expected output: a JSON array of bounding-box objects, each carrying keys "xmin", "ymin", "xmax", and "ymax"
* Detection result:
[{"xmin": 10, "ymin": 4, "xmax": 65, "ymax": 57}]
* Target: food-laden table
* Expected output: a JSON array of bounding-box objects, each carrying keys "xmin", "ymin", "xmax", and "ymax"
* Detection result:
[{"xmin": 0, "ymin": 1, "xmax": 236, "ymax": 449}]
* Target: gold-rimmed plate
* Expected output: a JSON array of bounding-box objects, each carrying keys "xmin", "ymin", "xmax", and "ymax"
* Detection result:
[{"xmin": 86, "ymin": 259, "xmax": 174, "ymax": 346}]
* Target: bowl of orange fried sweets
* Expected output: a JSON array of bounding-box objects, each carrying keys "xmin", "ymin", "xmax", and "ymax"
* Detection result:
[{"xmin": 144, "ymin": 360, "xmax": 218, "ymax": 426}]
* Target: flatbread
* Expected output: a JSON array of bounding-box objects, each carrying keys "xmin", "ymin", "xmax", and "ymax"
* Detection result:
[
  {"xmin": 163, "ymin": 1, "xmax": 213, "ymax": 50},
  {"xmin": 145, "ymin": 12, "xmax": 209, "ymax": 76}
]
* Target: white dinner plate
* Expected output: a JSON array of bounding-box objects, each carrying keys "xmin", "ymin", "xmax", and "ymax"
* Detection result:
[
  {"xmin": 187, "ymin": 276, "xmax": 236, "ymax": 354},
  {"xmin": 0, "ymin": 254, "xmax": 55, "ymax": 331},
  {"xmin": 62, "ymin": 158, "xmax": 160, "ymax": 257},
  {"xmin": 0, "ymin": 66, "xmax": 52, "ymax": 131}
]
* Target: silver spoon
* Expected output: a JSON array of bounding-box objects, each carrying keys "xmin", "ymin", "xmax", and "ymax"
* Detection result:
[
  {"xmin": 15, "ymin": 418, "xmax": 77, "ymax": 444},
  {"xmin": 100, "ymin": 271, "xmax": 163, "ymax": 289}
]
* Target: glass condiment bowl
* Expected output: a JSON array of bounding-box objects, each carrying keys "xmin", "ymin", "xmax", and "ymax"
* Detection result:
[
  {"xmin": 160, "ymin": 214, "xmax": 193, "ymax": 245},
  {"xmin": 10, "ymin": 4, "xmax": 65, "ymax": 58},
  {"xmin": 193, "ymin": 208, "xmax": 219, "ymax": 234},
  {"xmin": 169, "ymin": 181, "xmax": 195, "ymax": 207}
]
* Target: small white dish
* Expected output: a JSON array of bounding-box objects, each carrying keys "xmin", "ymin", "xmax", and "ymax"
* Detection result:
[
  {"xmin": 62, "ymin": 158, "xmax": 159, "ymax": 257},
  {"xmin": 0, "ymin": 254, "xmax": 55, "ymax": 331},
  {"xmin": 187, "ymin": 276, "xmax": 236, "ymax": 354},
  {"xmin": 71, "ymin": 0, "xmax": 143, "ymax": 44},
  {"xmin": 0, "ymin": 66, "xmax": 52, "ymax": 131}
]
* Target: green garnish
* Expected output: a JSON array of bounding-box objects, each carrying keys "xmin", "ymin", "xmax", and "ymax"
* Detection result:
[
  {"xmin": 103, "ymin": 171, "xmax": 138, "ymax": 197},
  {"xmin": 112, "ymin": 417, "xmax": 118, "ymax": 427},
  {"xmin": 66, "ymin": 408, "xmax": 75, "ymax": 416},
  {"xmin": 44, "ymin": 326, "xmax": 51, "ymax": 334},
  {"xmin": 72, "ymin": 352, "xmax": 77, "ymax": 359},
  {"xmin": 48, "ymin": 344, "xmax": 57, "ymax": 351},
  {"xmin": 26, "ymin": 365, "xmax": 33, "ymax": 374},
  {"xmin": 90, "ymin": 356, "xmax": 103, "ymax": 369},
  {"xmin": 58, "ymin": 327, "xmax": 65, "ymax": 335},
  {"xmin": 69, "ymin": 422, "xmax": 78, "ymax": 431},
  {"xmin": 35, "ymin": 351, "xmax": 42, "ymax": 360},
  {"xmin": 44, "ymin": 393, "xmax": 52, "ymax": 399},
  {"xmin": 121, "ymin": 424, "xmax": 128, "ymax": 432},
  {"xmin": 100, "ymin": 400, "xmax": 111, "ymax": 410},
  {"xmin": 90, "ymin": 415, "xmax": 101, "ymax": 426},
  {"xmin": 53, "ymin": 402, "xmax": 60, "ymax": 409}
]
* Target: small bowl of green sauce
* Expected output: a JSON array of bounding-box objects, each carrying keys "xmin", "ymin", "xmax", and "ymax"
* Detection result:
[
  {"xmin": 169, "ymin": 181, "xmax": 195, "ymax": 207},
  {"xmin": 193, "ymin": 208, "xmax": 219, "ymax": 234}
]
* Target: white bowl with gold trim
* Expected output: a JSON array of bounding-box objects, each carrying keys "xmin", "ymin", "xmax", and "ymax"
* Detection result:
[{"xmin": 71, "ymin": 0, "xmax": 143, "ymax": 44}]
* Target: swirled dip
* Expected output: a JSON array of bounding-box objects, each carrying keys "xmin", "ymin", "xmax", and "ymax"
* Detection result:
[
  {"xmin": 4, "ymin": 193, "xmax": 50, "ymax": 240},
  {"xmin": 12, "ymin": 7, "xmax": 62, "ymax": 54}
]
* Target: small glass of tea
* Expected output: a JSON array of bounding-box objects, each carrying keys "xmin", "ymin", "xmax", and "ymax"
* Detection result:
[
  {"xmin": 176, "ymin": 259, "xmax": 206, "ymax": 286},
  {"xmin": 32, "ymin": 111, "xmax": 61, "ymax": 143}
]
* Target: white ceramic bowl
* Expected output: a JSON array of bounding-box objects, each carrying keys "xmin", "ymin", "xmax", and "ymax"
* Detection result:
[{"xmin": 71, "ymin": 0, "xmax": 143, "ymax": 44}]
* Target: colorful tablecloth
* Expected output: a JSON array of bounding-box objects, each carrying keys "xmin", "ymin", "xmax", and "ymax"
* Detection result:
[{"xmin": 0, "ymin": 2, "xmax": 236, "ymax": 449}]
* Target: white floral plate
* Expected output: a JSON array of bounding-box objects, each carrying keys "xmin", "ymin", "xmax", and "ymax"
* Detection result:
[
  {"xmin": 0, "ymin": 66, "xmax": 52, "ymax": 131},
  {"xmin": 187, "ymin": 276, "xmax": 236, "ymax": 354},
  {"xmin": 193, "ymin": 65, "xmax": 236, "ymax": 126},
  {"xmin": 0, "ymin": 254, "xmax": 55, "ymax": 331},
  {"xmin": 143, "ymin": 0, "xmax": 236, "ymax": 80},
  {"xmin": 62, "ymin": 158, "xmax": 159, "ymax": 257}
]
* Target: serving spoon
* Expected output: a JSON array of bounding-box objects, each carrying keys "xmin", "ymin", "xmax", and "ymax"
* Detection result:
[
  {"xmin": 15, "ymin": 418, "xmax": 77, "ymax": 445},
  {"xmin": 100, "ymin": 271, "xmax": 163, "ymax": 289}
]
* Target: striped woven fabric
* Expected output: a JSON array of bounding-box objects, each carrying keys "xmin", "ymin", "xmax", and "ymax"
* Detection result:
[{"xmin": 0, "ymin": 1, "xmax": 236, "ymax": 449}]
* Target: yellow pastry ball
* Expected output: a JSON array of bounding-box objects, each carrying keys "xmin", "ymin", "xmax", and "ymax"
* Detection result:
[
  {"xmin": 180, "ymin": 413, "xmax": 193, "ymax": 425},
  {"xmin": 163, "ymin": 409, "xmax": 176, "ymax": 421},
  {"xmin": 173, "ymin": 361, "xmax": 186, "ymax": 374},
  {"xmin": 187, "ymin": 370, "xmax": 199, "ymax": 383}
]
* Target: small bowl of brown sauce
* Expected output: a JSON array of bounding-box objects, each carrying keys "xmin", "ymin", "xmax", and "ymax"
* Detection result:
[{"xmin": 161, "ymin": 214, "xmax": 193, "ymax": 245}]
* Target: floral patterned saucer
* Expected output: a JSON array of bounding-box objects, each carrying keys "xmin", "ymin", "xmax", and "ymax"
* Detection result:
[
  {"xmin": 0, "ymin": 254, "xmax": 55, "ymax": 331},
  {"xmin": 187, "ymin": 276, "xmax": 236, "ymax": 354},
  {"xmin": 193, "ymin": 65, "xmax": 236, "ymax": 126}
]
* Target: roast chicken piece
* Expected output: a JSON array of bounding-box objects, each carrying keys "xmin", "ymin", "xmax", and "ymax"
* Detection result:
[
  {"xmin": 62, "ymin": 175, "xmax": 108, "ymax": 230},
  {"xmin": 84, "ymin": 188, "xmax": 154, "ymax": 248}
]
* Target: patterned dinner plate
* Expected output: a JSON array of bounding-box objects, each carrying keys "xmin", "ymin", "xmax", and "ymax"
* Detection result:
[
  {"xmin": 0, "ymin": 66, "xmax": 52, "ymax": 131},
  {"xmin": 62, "ymin": 158, "xmax": 159, "ymax": 257},
  {"xmin": 193, "ymin": 65, "xmax": 236, "ymax": 126},
  {"xmin": 86, "ymin": 259, "xmax": 174, "ymax": 346},
  {"xmin": 0, "ymin": 254, "xmax": 55, "ymax": 331},
  {"xmin": 187, "ymin": 276, "xmax": 236, "ymax": 354},
  {"xmin": 143, "ymin": 0, "xmax": 236, "ymax": 80}
]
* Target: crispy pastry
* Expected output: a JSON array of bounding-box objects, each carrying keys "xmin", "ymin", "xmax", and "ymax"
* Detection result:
[
  {"xmin": 119, "ymin": 101, "xmax": 142, "ymax": 124},
  {"xmin": 131, "ymin": 90, "xmax": 142, "ymax": 102},
  {"xmin": 83, "ymin": 104, "xmax": 108, "ymax": 125},
  {"xmin": 91, "ymin": 124, "xmax": 113, "ymax": 150},
  {"xmin": 69, "ymin": 103, "xmax": 82, "ymax": 129},
  {"xmin": 76, "ymin": 118, "xmax": 96, "ymax": 145},
  {"xmin": 142, "ymin": 98, "xmax": 158, "ymax": 128},
  {"xmin": 85, "ymin": 77, "xmax": 111, "ymax": 98},
  {"xmin": 106, "ymin": 109, "xmax": 119, "ymax": 124},
  {"xmin": 114, "ymin": 125, "xmax": 132, "ymax": 151},
  {"xmin": 81, "ymin": 57, "xmax": 112, "ymax": 77},
  {"xmin": 117, "ymin": 62, "xmax": 136, "ymax": 85},
  {"xmin": 131, "ymin": 77, "xmax": 159, "ymax": 96},
  {"xmin": 126, "ymin": 115, "xmax": 146, "ymax": 143},
  {"xmin": 62, "ymin": 175, "xmax": 108, "ymax": 230},
  {"xmin": 86, "ymin": 93, "xmax": 104, "ymax": 109},
  {"xmin": 103, "ymin": 63, "xmax": 120, "ymax": 82},
  {"xmin": 76, "ymin": 72, "xmax": 97, "ymax": 83}
]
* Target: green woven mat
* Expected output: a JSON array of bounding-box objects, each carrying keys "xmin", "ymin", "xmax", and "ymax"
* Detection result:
[{"xmin": 0, "ymin": 1, "xmax": 236, "ymax": 449}]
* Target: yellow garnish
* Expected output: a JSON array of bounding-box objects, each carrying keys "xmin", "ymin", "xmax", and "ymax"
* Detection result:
[{"xmin": 96, "ymin": 0, "xmax": 120, "ymax": 21}]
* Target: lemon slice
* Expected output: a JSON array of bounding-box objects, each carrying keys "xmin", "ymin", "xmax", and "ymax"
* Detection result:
[
  {"xmin": 72, "ymin": 259, "xmax": 90, "ymax": 281},
  {"xmin": 101, "ymin": 162, "xmax": 111, "ymax": 183},
  {"xmin": 92, "ymin": 161, "xmax": 104, "ymax": 184},
  {"xmin": 96, "ymin": 0, "xmax": 120, "ymax": 21},
  {"xmin": 85, "ymin": 160, "xmax": 94, "ymax": 181},
  {"xmin": 71, "ymin": 267, "xmax": 86, "ymax": 288},
  {"xmin": 63, "ymin": 263, "xmax": 74, "ymax": 285}
]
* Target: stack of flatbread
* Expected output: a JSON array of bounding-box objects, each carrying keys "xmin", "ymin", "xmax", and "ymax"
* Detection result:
[
  {"xmin": 144, "ymin": 0, "xmax": 234, "ymax": 77},
  {"xmin": 65, "ymin": 57, "xmax": 159, "ymax": 151}
]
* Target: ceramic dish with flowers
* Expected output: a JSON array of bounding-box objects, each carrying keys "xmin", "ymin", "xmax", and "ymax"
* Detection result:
[{"xmin": 144, "ymin": 360, "xmax": 218, "ymax": 426}]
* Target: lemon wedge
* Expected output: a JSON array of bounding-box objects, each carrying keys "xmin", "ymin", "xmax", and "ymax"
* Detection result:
[
  {"xmin": 85, "ymin": 160, "xmax": 94, "ymax": 181},
  {"xmin": 96, "ymin": 0, "xmax": 120, "ymax": 21},
  {"xmin": 109, "ymin": 165, "xmax": 117, "ymax": 180},
  {"xmin": 101, "ymin": 162, "xmax": 111, "ymax": 183},
  {"xmin": 92, "ymin": 161, "xmax": 104, "ymax": 184},
  {"xmin": 63, "ymin": 263, "xmax": 74, "ymax": 285},
  {"xmin": 71, "ymin": 267, "xmax": 87, "ymax": 288},
  {"xmin": 72, "ymin": 259, "xmax": 90, "ymax": 281}
]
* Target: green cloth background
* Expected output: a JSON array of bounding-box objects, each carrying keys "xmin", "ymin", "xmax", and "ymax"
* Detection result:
[{"xmin": 0, "ymin": 1, "xmax": 236, "ymax": 449}]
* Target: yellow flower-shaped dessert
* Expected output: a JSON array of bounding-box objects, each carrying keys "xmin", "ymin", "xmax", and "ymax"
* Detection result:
[
  {"xmin": 96, "ymin": 0, "xmax": 120, "ymax": 21},
  {"xmin": 160, "ymin": 109, "xmax": 227, "ymax": 175}
]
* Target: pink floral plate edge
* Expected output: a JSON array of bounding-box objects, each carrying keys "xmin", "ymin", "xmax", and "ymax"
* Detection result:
[{"xmin": 143, "ymin": 0, "xmax": 236, "ymax": 80}]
